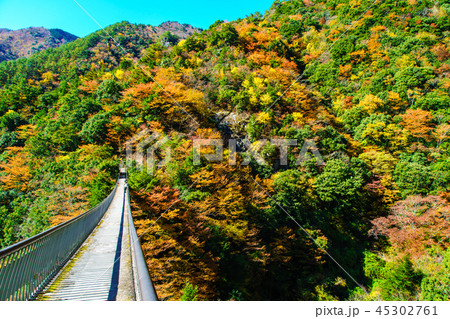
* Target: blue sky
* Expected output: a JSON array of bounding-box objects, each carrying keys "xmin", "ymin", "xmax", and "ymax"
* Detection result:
[{"xmin": 0, "ymin": 0, "xmax": 275, "ymax": 37}]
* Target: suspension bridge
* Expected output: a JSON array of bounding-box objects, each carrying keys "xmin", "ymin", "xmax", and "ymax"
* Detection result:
[{"xmin": 0, "ymin": 170, "xmax": 157, "ymax": 301}]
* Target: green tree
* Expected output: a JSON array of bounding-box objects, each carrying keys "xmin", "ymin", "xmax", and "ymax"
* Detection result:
[
  {"xmin": 162, "ymin": 31, "xmax": 180, "ymax": 46},
  {"xmin": 180, "ymin": 282, "xmax": 199, "ymax": 301},
  {"xmin": 421, "ymin": 250, "xmax": 450, "ymax": 301},
  {"xmin": 393, "ymin": 154, "xmax": 432, "ymax": 197},
  {"xmin": 375, "ymin": 257, "xmax": 423, "ymax": 301},
  {"xmin": 314, "ymin": 158, "xmax": 368, "ymax": 202},
  {"xmin": 79, "ymin": 113, "xmax": 110, "ymax": 144}
]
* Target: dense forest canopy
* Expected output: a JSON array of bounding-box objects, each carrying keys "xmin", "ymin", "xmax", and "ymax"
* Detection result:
[{"xmin": 0, "ymin": 0, "xmax": 449, "ymax": 300}]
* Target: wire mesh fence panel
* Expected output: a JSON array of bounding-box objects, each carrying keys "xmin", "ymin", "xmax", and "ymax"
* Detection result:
[{"xmin": 0, "ymin": 183, "xmax": 118, "ymax": 301}]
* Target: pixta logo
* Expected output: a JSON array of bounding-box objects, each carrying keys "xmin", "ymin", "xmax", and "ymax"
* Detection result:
[
  {"xmin": 193, "ymin": 138, "xmax": 324, "ymax": 166},
  {"xmin": 125, "ymin": 129, "xmax": 171, "ymax": 174},
  {"xmin": 125, "ymin": 128, "xmax": 324, "ymax": 174}
]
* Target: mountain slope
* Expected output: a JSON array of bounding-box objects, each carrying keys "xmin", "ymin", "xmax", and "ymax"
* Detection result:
[
  {"xmin": 0, "ymin": 27, "xmax": 78, "ymax": 62},
  {"xmin": 150, "ymin": 21, "xmax": 203, "ymax": 39},
  {"xmin": 0, "ymin": 21, "xmax": 202, "ymax": 63}
]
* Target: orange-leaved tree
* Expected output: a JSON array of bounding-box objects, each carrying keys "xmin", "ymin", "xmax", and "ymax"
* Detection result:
[
  {"xmin": 401, "ymin": 109, "xmax": 433, "ymax": 142},
  {"xmin": 0, "ymin": 147, "xmax": 31, "ymax": 192}
]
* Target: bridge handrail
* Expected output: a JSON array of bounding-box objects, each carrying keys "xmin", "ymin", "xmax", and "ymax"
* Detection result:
[
  {"xmin": 126, "ymin": 181, "xmax": 158, "ymax": 301},
  {"xmin": 0, "ymin": 180, "xmax": 119, "ymax": 301}
]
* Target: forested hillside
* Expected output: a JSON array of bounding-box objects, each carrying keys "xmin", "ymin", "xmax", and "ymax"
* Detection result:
[
  {"xmin": 0, "ymin": 27, "xmax": 78, "ymax": 62},
  {"xmin": 0, "ymin": 0, "xmax": 449, "ymax": 301}
]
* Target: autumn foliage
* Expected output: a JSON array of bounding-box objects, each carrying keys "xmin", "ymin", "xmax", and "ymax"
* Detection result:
[
  {"xmin": 0, "ymin": 0, "xmax": 449, "ymax": 301},
  {"xmin": 371, "ymin": 195, "xmax": 450, "ymax": 258}
]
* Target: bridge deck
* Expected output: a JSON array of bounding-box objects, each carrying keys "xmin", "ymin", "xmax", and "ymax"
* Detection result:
[{"xmin": 38, "ymin": 178, "xmax": 135, "ymax": 301}]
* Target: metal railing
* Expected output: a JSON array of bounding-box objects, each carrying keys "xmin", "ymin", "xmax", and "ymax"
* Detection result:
[
  {"xmin": 125, "ymin": 180, "xmax": 158, "ymax": 301},
  {"xmin": 0, "ymin": 182, "xmax": 118, "ymax": 301}
]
